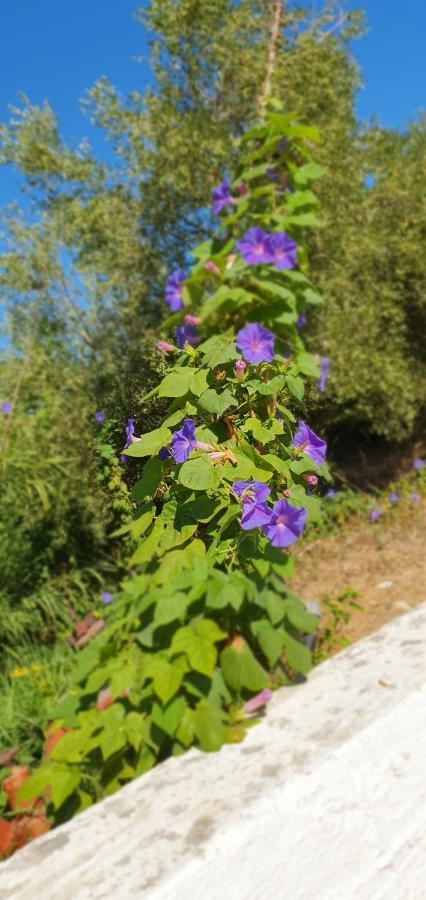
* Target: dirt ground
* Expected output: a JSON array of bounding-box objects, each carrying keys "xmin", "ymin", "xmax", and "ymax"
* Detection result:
[{"xmin": 290, "ymin": 498, "xmax": 426, "ymax": 645}]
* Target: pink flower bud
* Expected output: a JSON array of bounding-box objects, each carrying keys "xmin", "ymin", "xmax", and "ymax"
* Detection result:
[
  {"xmin": 282, "ymin": 489, "xmax": 291, "ymax": 497},
  {"xmin": 184, "ymin": 314, "xmax": 202, "ymax": 325},
  {"xmin": 243, "ymin": 689, "xmax": 273, "ymax": 714},
  {"xmin": 156, "ymin": 340, "xmax": 175, "ymax": 353},
  {"xmin": 226, "ymin": 254, "xmax": 237, "ymax": 270},
  {"xmin": 238, "ymin": 181, "xmax": 248, "ymax": 196},
  {"xmin": 303, "ymin": 474, "xmax": 318, "ymax": 486},
  {"xmin": 234, "ymin": 360, "xmax": 247, "ymax": 378},
  {"xmin": 204, "ymin": 260, "xmax": 221, "ymax": 276},
  {"xmin": 195, "ymin": 441, "xmax": 213, "ymax": 452}
]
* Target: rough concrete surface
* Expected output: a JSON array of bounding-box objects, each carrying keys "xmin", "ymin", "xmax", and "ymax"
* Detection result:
[{"xmin": 1, "ymin": 606, "xmax": 425, "ymax": 900}]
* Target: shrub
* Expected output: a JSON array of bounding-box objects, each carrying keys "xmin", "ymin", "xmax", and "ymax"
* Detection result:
[{"xmin": 4, "ymin": 109, "xmax": 332, "ymax": 844}]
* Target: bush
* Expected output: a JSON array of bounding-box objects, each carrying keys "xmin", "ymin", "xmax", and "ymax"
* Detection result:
[{"xmin": 2, "ymin": 111, "xmax": 333, "ymax": 841}]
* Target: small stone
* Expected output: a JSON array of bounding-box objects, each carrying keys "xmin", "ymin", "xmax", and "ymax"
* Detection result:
[{"xmin": 376, "ymin": 580, "xmax": 394, "ymax": 590}]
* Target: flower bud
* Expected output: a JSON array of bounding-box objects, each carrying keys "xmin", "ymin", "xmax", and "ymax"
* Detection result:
[
  {"xmin": 226, "ymin": 254, "xmax": 237, "ymax": 270},
  {"xmin": 204, "ymin": 260, "xmax": 221, "ymax": 276},
  {"xmin": 234, "ymin": 360, "xmax": 247, "ymax": 378},
  {"xmin": 303, "ymin": 473, "xmax": 318, "ymax": 486},
  {"xmin": 156, "ymin": 340, "xmax": 175, "ymax": 353}
]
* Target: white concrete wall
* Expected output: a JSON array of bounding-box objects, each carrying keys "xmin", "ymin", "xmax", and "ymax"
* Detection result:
[{"xmin": 1, "ymin": 605, "xmax": 425, "ymax": 900}]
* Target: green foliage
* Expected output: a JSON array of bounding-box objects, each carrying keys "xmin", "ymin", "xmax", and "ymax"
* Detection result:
[{"xmin": 8, "ymin": 112, "xmax": 328, "ymax": 824}]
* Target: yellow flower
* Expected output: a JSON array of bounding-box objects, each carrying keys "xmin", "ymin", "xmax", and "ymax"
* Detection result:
[{"xmin": 10, "ymin": 667, "xmax": 29, "ymax": 678}]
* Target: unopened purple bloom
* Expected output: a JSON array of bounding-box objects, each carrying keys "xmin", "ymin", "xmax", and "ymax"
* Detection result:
[
  {"xmin": 296, "ymin": 313, "xmax": 306, "ymax": 330},
  {"xmin": 212, "ymin": 179, "xmax": 235, "ymax": 215},
  {"xmin": 204, "ymin": 260, "xmax": 221, "ymax": 276},
  {"xmin": 184, "ymin": 314, "xmax": 202, "ymax": 326},
  {"xmin": 165, "ymin": 269, "xmax": 186, "ymax": 312},
  {"xmin": 1, "ymin": 402, "xmax": 13, "ymax": 415},
  {"xmin": 388, "ymin": 491, "xmax": 399, "ymax": 504},
  {"xmin": 101, "ymin": 591, "xmax": 113, "ymax": 605},
  {"xmin": 171, "ymin": 418, "xmax": 198, "ymax": 463},
  {"xmin": 369, "ymin": 508, "xmax": 381, "ymax": 522},
  {"xmin": 303, "ymin": 473, "xmax": 318, "ymax": 486},
  {"xmin": 326, "ymin": 488, "xmax": 336, "ymax": 499},
  {"xmin": 243, "ymin": 689, "xmax": 273, "ymax": 714},
  {"xmin": 318, "ymin": 357, "xmax": 330, "ymax": 393},
  {"xmin": 156, "ymin": 340, "xmax": 176, "ymax": 353},
  {"xmin": 234, "ymin": 360, "xmax": 247, "ymax": 378},
  {"xmin": 262, "ymin": 499, "xmax": 307, "ymax": 548},
  {"xmin": 237, "ymin": 227, "xmax": 272, "ymax": 266},
  {"xmin": 124, "ymin": 417, "xmax": 136, "ymax": 447},
  {"xmin": 409, "ymin": 492, "xmax": 421, "ymax": 503},
  {"xmin": 293, "ymin": 421, "xmax": 327, "ymax": 466},
  {"xmin": 413, "ymin": 458, "xmax": 425, "ymax": 470},
  {"xmin": 95, "ymin": 410, "xmax": 106, "ymax": 424},
  {"xmin": 232, "ymin": 480, "xmax": 272, "ymax": 531},
  {"xmin": 158, "ymin": 446, "xmax": 171, "ymax": 460},
  {"xmin": 265, "ymin": 232, "xmax": 297, "ymax": 270},
  {"xmin": 175, "ymin": 323, "xmax": 198, "ymax": 350},
  {"xmin": 236, "ymin": 322, "xmax": 275, "ymax": 365}
]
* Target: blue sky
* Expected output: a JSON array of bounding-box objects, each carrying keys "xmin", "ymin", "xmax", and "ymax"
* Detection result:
[{"xmin": 0, "ymin": 0, "xmax": 424, "ymax": 207}]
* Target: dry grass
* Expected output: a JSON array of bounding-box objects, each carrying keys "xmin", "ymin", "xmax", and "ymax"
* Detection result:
[{"xmin": 290, "ymin": 498, "xmax": 426, "ymax": 644}]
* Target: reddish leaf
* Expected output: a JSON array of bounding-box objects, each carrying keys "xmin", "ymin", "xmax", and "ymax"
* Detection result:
[
  {"xmin": 0, "ymin": 746, "xmax": 20, "ymax": 767},
  {"xmin": 43, "ymin": 727, "xmax": 71, "ymax": 760},
  {"xmin": 0, "ymin": 819, "xmax": 14, "ymax": 858},
  {"xmin": 25, "ymin": 815, "xmax": 51, "ymax": 841},
  {"xmin": 96, "ymin": 687, "xmax": 113, "ymax": 711},
  {"xmin": 2, "ymin": 766, "xmax": 31, "ymax": 811}
]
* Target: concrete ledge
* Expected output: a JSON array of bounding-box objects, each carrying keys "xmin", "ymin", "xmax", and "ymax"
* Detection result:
[{"xmin": 1, "ymin": 606, "xmax": 425, "ymax": 900}]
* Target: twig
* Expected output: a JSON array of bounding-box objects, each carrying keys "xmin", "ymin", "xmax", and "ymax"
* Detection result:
[{"xmin": 258, "ymin": 0, "xmax": 283, "ymax": 118}]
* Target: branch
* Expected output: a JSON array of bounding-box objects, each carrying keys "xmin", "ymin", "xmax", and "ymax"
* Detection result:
[{"xmin": 258, "ymin": 0, "xmax": 283, "ymax": 118}]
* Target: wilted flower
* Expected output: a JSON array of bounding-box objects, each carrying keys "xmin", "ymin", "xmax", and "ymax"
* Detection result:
[
  {"xmin": 243, "ymin": 689, "xmax": 273, "ymax": 714},
  {"xmin": 175, "ymin": 324, "xmax": 198, "ymax": 350},
  {"xmin": 232, "ymin": 480, "xmax": 272, "ymax": 531},
  {"xmin": 388, "ymin": 491, "xmax": 399, "ymax": 504},
  {"xmin": 204, "ymin": 260, "xmax": 221, "ymax": 277},
  {"xmin": 265, "ymin": 232, "xmax": 297, "ymax": 270},
  {"xmin": 237, "ymin": 227, "xmax": 271, "ymax": 266},
  {"xmin": 262, "ymin": 500, "xmax": 307, "ymax": 548},
  {"xmin": 409, "ymin": 492, "xmax": 421, "ymax": 503},
  {"xmin": 293, "ymin": 421, "xmax": 327, "ymax": 466},
  {"xmin": 234, "ymin": 360, "xmax": 247, "ymax": 378},
  {"xmin": 156, "ymin": 340, "xmax": 176, "ymax": 353},
  {"xmin": 225, "ymin": 254, "xmax": 237, "ymax": 270},
  {"xmin": 158, "ymin": 446, "xmax": 171, "ymax": 460},
  {"xmin": 101, "ymin": 591, "xmax": 113, "ymax": 605},
  {"xmin": 95, "ymin": 411, "xmax": 106, "ymax": 424},
  {"xmin": 369, "ymin": 508, "xmax": 381, "ymax": 522},
  {"xmin": 1, "ymin": 402, "xmax": 13, "ymax": 415},
  {"xmin": 412, "ymin": 458, "xmax": 425, "ymax": 470},
  {"xmin": 212, "ymin": 179, "xmax": 235, "ymax": 215},
  {"xmin": 318, "ymin": 357, "xmax": 330, "ymax": 393},
  {"xmin": 236, "ymin": 322, "xmax": 276, "ymax": 364},
  {"xmin": 303, "ymin": 473, "xmax": 318, "ymax": 486},
  {"xmin": 165, "ymin": 269, "xmax": 186, "ymax": 312}
]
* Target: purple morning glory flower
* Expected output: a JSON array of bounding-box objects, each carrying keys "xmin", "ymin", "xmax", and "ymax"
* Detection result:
[
  {"xmin": 409, "ymin": 492, "xmax": 421, "ymax": 503},
  {"xmin": 369, "ymin": 508, "xmax": 381, "ymax": 522},
  {"xmin": 175, "ymin": 323, "xmax": 198, "ymax": 350},
  {"xmin": 296, "ymin": 313, "xmax": 306, "ymax": 330},
  {"xmin": 232, "ymin": 480, "xmax": 272, "ymax": 531},
  {"xmin": 318, "ymin": 357, "xmax": 330, "ymax": 393},
  {"xmin": 292, "ymin": 421, "xmax": 327, "ymax": 466},
  {"xmin": 165, "ymin": 269, "xmax": 186, "ymax": 312},
  {"xmin": 212, "ymin": 179, "xmax": 235, "ymax": 215},
  {"xmin": 95, "ymin": 410, "xmax": 105, "ymax": 424},
  {"xmin": 236, "ymin": 323, "xmax": 276, "ymax": 365},
  {"xmin": 237, "ymin": 228, "xmax": 272, "ymax": 266},
  {"xmin": 1, "ymin": 402, "xmax": 13, "ymax": 415},
  {"xmin": 262, "ymin": 499, "xmax": 307, "ymax": 548},
  {"xmin": 413, "ymin": 458, "xmax": 424, "ymax": 470},
  {"xmin": 388, "ymin": 491, "xmax": 399, "ymax": 504},
  {"xmin": 101, "ymin": 591, "xmax": 113, "ymax": 605},
  {"xmin": 171, "ymin": 418, "xmax": 198, "ymax": 463},
  {"xmin": 265, "ymin": 232, "xmax": 297, "ymax": 270}
]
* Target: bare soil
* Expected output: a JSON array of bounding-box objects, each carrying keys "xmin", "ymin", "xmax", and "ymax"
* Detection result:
[{"xmin": 290, "ymin": 499, "xmax": 426, "ymax": 645}]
